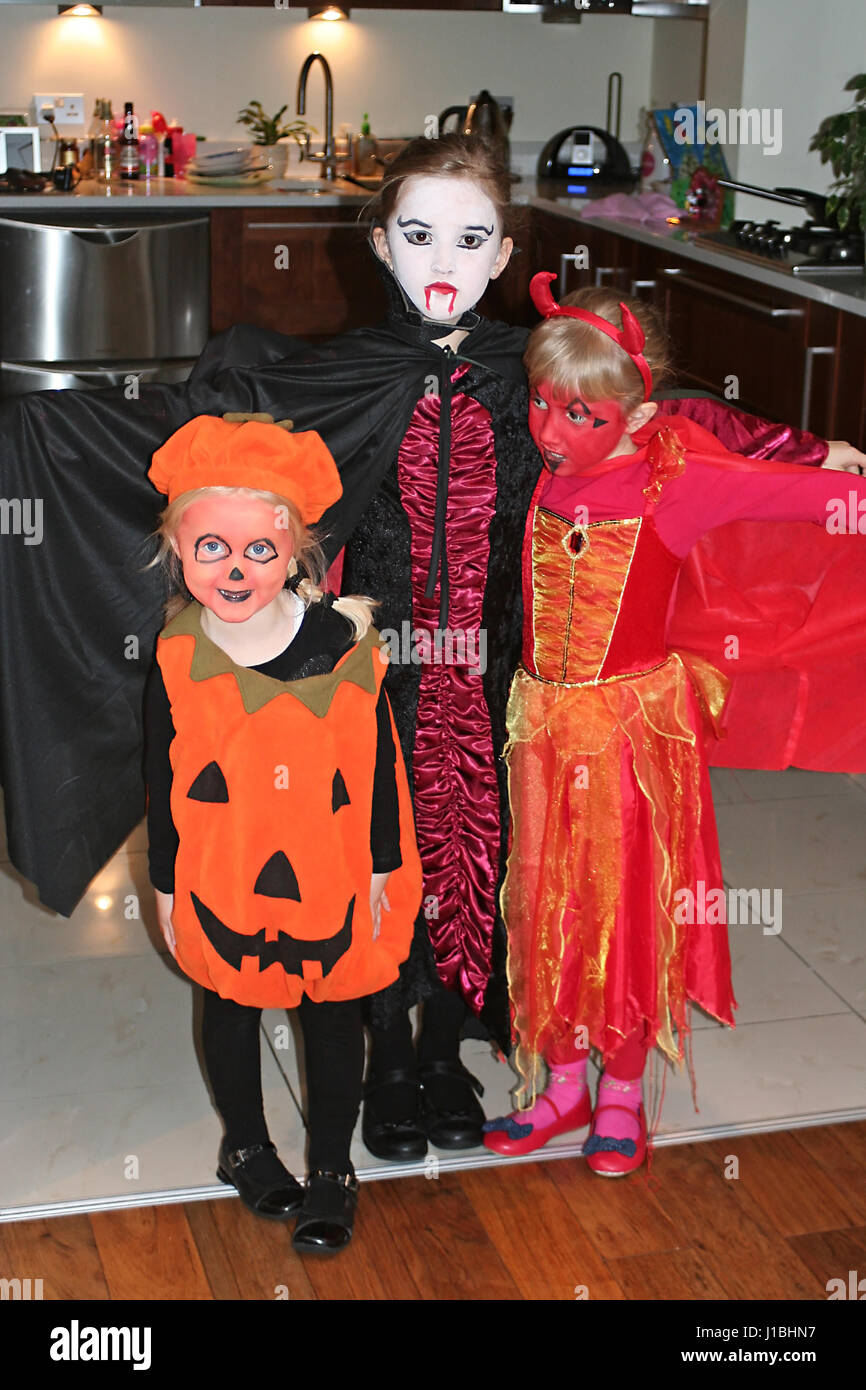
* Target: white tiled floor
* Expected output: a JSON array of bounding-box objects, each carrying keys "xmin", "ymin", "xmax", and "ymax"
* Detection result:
[{"xmin": 1, "ymin": 768, "xmax": 865, "ymax": 1220}]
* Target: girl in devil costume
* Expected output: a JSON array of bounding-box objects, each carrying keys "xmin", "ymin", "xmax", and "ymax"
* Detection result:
[
  {"xmin": 483, "ymin": 274, "xmax": 866, "ymax": 1175},
  {"xmin": 143, "ymin": 413, "xmax": 421, "ymax": 1248}
]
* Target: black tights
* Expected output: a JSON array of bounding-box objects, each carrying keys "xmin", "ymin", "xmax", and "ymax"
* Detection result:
[
  {"xmin": 201, "ymin": 989, "xmax": 364, "ymax": 1174},
  {"xmin": 367, "ymin": 979, "xmax": 467, "ymax": 1074}
]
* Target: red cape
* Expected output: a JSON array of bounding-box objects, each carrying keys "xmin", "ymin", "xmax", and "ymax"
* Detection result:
[{"xmin": 651, "ymin": 415, "xmax": 866, "ymax": 772}]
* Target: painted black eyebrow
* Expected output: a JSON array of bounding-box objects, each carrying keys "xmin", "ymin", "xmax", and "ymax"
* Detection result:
[
  {"xmin": 397, "ymin": 216, "xmax": 432, "ymax": 228},
  {"xmin": 567, "ymin": 397, "xmax": 592, "ymax": 416},
  {"xmin": 194, "ymin": 533, "xmax": 231, "ymax": 556},
  {"xmin": 464, "ymin": 224, "xmax": 494, "ymax": 235}
]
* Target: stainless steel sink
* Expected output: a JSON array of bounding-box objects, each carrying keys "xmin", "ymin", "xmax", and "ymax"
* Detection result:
[{"xmin": 273, "ymin": 177, "xmax": 368, "ymax": 196}]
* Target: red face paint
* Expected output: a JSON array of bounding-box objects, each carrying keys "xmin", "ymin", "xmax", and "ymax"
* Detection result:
[
  {"xmin": 175, "ymin": 494, "xmax": 294, "ymax": 624},
  {"xmin": 424, "ymin": 282, "xmax": 458, "ymax": 315},
  {"xmin": 529, "ymin": 381, "xmax": 629, "ymax": 476}
]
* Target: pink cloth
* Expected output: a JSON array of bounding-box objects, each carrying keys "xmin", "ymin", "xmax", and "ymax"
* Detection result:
[
  {"xmin": 578, "ymin": 192, "xmax": 679, "ymax": 224},
  {"xmin": 397, "ymin": 371, "xmax": 502, "ymax": 1011}
]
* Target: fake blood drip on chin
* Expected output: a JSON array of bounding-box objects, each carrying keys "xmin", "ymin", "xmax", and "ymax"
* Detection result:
[{"xmin": 425, "ymin": 282, "xmax": 458, "ymax": 315}]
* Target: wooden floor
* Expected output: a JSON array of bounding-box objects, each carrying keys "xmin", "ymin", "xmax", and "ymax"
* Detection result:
[{"xmin": 2, "ymin": 1122, "xmax": 865, "ymax": 1301}]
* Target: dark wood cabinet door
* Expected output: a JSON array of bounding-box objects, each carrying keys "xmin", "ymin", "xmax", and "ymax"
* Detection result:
[
  {"xmin": 211, "ymin": 206, "xmax": 387, "ymax": 338},
  {"xmin": 835, "ymin": 310, "xmax": 866, "ymax": 449},
  {"xmin": 652, "ymin": 252, "xmax": 812, "ymax": 423}
]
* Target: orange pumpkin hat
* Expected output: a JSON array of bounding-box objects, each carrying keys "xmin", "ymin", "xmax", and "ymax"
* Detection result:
[{"xmin": 148, "ymin": 413, "xmax": 342, "ymax": 524}]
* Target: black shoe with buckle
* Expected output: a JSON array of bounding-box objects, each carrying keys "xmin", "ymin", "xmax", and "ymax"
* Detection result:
[
  {"xmin": 361, "ymin": 1066, "xmax": 428, "ymax": 1161},
  {"xmin": 216, "ymin": 1140, "xmax": 305, "ymax": 1221},
  {"xmin": 418, "ymin": 1059, "xmax": 486, "ymax": 1150},
  {"xmin": 292, "ymin": 1170, "xmax": 360, "ymax": 1253}
]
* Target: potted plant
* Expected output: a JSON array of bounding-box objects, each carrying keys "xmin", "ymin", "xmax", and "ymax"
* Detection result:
[
  {"xmin": 809, "ymin": 73, "xmax": 866, "ymax": 241},
  {"xmin": 236, "ymin": 101, "xmax": 315, "ymax": 176}
]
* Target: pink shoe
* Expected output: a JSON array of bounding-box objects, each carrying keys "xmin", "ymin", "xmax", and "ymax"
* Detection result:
[
  {"xmin": 482, "ymin": 1088, "xmax": 592, "ymax": 1156},
  {"xmin": 583, "ymin": 1102, "xmax": 647, "ymax": 1177}
]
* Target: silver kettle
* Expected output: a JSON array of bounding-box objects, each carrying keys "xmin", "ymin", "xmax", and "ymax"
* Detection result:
[{"xmin": 438, "ymin": 90, "xmax": 512, "ymax": 165}]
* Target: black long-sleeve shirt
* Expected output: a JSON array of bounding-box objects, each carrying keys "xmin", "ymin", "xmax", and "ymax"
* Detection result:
[{"xmin": 144, "ymin": 602, "xmax": 401, "ymax": 893}]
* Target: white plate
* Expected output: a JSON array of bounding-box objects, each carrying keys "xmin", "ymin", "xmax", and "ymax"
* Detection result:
[
  {"xmin": 184, "ymin": 168, "xmax": 275, "ymax": 188},
  {"xmin": 187, "ymin": 155, "xmax": 267, "ymax": 176},
  {"xmin": 191, "ymin": 145, "xmax": 258, "ymax": 169}
]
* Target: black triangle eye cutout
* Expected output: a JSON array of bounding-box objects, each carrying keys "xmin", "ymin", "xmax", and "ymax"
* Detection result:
[
  {"xmin": 187, "ymin": 761, "xmax": 229, "ymax": 803},
  {"xmin": 254, "ymin": 851, "xmax": 302, "ymax": 901},
  {"xmin": 332, "ymin": 769, "xmax": 351, "ymax": 812}
]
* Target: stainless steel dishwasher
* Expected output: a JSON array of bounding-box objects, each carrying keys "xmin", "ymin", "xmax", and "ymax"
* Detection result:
[{"xmin": 0, "ymin": 210, "xmax": 209, "ymax": 396}]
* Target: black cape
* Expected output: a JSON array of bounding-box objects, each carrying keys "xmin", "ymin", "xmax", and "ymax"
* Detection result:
[{"xmin": 0, "ymin": 256, "xmax": 540, "ymax": 1042}]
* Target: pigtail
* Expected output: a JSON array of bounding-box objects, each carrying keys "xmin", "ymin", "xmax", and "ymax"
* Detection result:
[{"xmin": 287, "ymin": 555, "xmax": 377, "ymax": 641}]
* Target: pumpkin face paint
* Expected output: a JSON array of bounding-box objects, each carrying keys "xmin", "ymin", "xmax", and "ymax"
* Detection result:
[
  {"xmin": 173, "ymin": 494, "xmax": 293, "ymax": 623},
  {"xmin": 529, "ymin": 381, "xmax": 629, "ymax": 476}
]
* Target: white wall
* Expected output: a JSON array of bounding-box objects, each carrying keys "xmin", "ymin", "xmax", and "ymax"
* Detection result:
[
  {"xmin": 649, "ymin": 16, "xmax": 706, "ymax": 110},
  {"xmin": 0, "ymin": 5, "xmax": 657, "ymax": 149},
  {"xmin": 709, "ymin": 0, "xmax": 866, "ymax": 222}
]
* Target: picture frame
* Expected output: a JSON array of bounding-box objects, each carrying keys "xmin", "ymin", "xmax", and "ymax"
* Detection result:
[{"xmin": 0, "ymin": 126, "xmax": 42, "ymax": 173}]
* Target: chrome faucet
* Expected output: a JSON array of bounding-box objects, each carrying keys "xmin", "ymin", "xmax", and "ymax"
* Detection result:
[{"xmin": 297, "ymin": 51, "xmax": 336, "ymax": 180}]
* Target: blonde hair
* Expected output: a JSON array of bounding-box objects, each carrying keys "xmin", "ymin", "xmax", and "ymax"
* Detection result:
[
  {"xmin": 148, "ymin": 485, "xmax": 376, "ymax": 639},
  {"xmin": 524, "ymin": 287, "xmax": 674, "ymax": 417}
]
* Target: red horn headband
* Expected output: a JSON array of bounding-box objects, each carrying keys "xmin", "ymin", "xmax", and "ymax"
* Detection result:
[{"xmin": 529, "ymin": 271, "xmax": 653, "ymax": 402}]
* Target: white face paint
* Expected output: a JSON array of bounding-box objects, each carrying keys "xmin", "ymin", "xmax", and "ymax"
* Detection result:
[{"xmin": 378, "ymin": 175, "xmax": 511, "ymax": 324}]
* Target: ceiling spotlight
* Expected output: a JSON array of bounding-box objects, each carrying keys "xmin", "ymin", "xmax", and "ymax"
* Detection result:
[
  {"xmin": 58, "ymin": 4, "xmax": 104, "ymax": 15},
  {"xmin": 307, "ymin": 5, "xmax": 350, "ymax": 19}
]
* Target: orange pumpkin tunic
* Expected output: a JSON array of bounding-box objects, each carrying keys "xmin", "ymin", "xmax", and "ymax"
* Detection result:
[{"xmin": 155, "ymin": 602, "xmax": 422, "ymax": 1009}]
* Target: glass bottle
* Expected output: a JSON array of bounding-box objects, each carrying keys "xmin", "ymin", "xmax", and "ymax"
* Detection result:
[
  {"xmin": 89, "ymin": 98, "xmax": 116, "ymax": 182},
  {"xmin": 119, "ymin": 101, "xmax": 140, "ymax": 181}
]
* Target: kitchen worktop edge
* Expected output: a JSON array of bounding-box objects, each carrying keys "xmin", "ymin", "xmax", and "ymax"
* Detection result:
[{"xmin": 525, "ymin": 190, "xmax": 866, "ymax": 320}]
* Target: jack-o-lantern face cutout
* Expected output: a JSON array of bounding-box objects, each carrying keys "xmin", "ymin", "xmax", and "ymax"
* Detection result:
[
  {"xmin": 184, "ymin": 761, "xmax": 358, "ymax": 989},
  {"xmin": 185, "ymin": 761, "xmax": 356, "ymax": 981},
  {"xmin": 158, "ymin": 609, "xmax": 423, "ymax": 1010}
]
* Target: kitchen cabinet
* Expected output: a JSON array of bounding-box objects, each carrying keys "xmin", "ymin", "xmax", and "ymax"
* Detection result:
[
  {"xmin": 835, "ymin": 310, "xmax": 866, "ymax": 450},
  {"xmin": 210, "ymin": 206, "xmax": 387, "ymax": 338},
  {"xmin": 649, "ymin": 250, "xmax": 834, "ymax": 435},
  {"xmin": 490, "ymin": 207, "xmax": 640, "ymax": 327}
]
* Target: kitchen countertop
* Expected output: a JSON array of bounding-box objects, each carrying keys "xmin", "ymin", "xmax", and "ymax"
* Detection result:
[
  {"xmin": 528, "ymin": 186, "xmax": 866, "ymax": 321},
  {"xmin": 0, "ymin": 173, "xmax": 371, "ymax": 209},
  {"xmin": 1, "ymin": 175, "xmax": 864, "ymax": 320}
]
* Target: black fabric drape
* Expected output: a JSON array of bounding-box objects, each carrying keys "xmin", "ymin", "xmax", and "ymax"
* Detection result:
[{"xmin": 0, "ymin": 255, "xmax": 538, "ymax": 926}]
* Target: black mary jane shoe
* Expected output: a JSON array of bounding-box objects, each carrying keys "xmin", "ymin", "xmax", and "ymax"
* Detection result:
[
  {"xmin": 292, "ymin": 1171, "xmax": 360, "ymax": 1254},
  {"xmin": 361, "ymin": 1066, "xmax": 428, "ymax": 1161},
  {"xmin": 418, "ymin": 1059, "xmax": 486, "ymax": 1150},
  {"xmin": 216, "ymin": 1140, "xmax": 305, "ymax": 1222}
]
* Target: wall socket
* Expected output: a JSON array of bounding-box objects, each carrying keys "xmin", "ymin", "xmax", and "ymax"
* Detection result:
[{"xmin": 33, "ymin": 93, "xmax": 86, "ymax": 127}]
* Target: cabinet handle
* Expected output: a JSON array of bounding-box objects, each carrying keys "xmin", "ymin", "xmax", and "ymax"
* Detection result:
[
  {"xmin": 593, "ymin": 265, "xmax": 617, "ymax": 288},
  {"xmin": 800, "ymin": 345, "xmax": 835, "ymax": 432},
  {"xmin": 660, "ymin": 267, "xmax": 804, "ymax": 318},
  {"xmin": 246, "ymin": 221, "xmax": 354, "ymax": 230},
  {"xmin": 630, "ymin": 279, "xmax": 657, "ymax": 296},
  {"xmin": 559, "ymin": 251, "xmax": 577, "ymax": 290}
]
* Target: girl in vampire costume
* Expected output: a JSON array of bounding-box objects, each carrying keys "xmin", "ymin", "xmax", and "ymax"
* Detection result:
[{"xmin": 0, "ymin": 135, "xmax": 864, "ymax": 1160}]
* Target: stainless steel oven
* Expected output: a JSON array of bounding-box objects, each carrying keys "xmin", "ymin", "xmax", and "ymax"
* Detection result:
[{"xmin": 0, "ymin": 211, "xmax": 209, "ymax": 396}]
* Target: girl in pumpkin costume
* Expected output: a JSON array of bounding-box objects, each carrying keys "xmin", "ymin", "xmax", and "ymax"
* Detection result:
[
  {"xmin": 482, "ymin": 275, "xmax": 866, "ymax": 1176},
  {"xmin": 144, "ymin": 413, "xmax": 421, "ymax": 1250}
]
